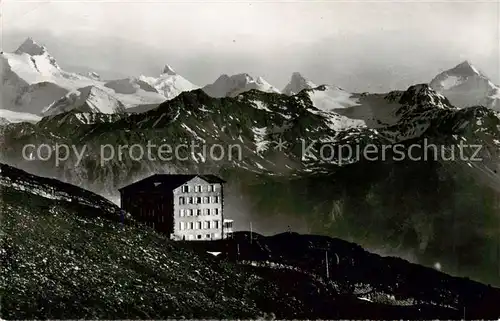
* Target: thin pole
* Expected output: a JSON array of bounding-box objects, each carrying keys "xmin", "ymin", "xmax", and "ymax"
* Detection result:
[
  {"xmin": 250, "ymin": 222, "xmax": 253, "ymax": 244},
  {"xmin": 326, "ymin": 250, "xmax": 329, "ymax": 279},
  {"xmin": 237, "ymin": 243, "xmax": 240, "ymax": 261}
]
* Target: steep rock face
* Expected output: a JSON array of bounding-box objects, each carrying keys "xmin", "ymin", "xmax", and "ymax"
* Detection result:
[
  {"xmin": 202, "ymin": 73, "xmax": 280, "ymax": 98},
  {"xmin": 14, "ymin": 37, "xmax": 61, "ymax": 70},
  {"xmin": 282, "ymin": 72, "xmax": 318, "ymax": 95},
  {"xmin": 430, "ymin": 61, "xmax": 500, "ymax": 110}
]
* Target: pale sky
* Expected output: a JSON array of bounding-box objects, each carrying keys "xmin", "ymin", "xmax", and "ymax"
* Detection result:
[{"xmin": 1, "ymin": 0, "xmax": 499, "ymax": 92}]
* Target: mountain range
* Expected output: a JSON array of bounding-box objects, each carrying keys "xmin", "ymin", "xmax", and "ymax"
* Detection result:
[
  {"xmin": 2, "ymin": 38, "xmax": 499, "ymax": 122},
  {"xmin": 2, "ymin": 37, "xmax": 500, "ymax": 303}
]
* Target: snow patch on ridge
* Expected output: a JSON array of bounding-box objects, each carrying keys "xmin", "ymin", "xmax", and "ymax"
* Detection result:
[
  {"xmin": 307, "ymin": 85, "xmax": 360, "ymax": 112},
  {"xmin": 252, "ymin": 127, "xmax": 269, "ymax": 153}
]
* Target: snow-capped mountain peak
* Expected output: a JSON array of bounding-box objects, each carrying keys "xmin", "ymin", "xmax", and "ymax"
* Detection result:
[
  {"xmin": 41, "ymin": 85, "xmax": 126, "ymax": 116},
  {"xmin": 256, "ymin": 76, "xmax": 266, "ymax": 84},
  {"xmin": 202, "ymin": 73, "xmax": 280, "ymax": 98},
  {"xmin": 429, "ymin": 61, "xmax": 500, "ymax": 110},
  {"xmin": 138, "ymin": 65, "xmax": 199, "ymax": 100},
  {"xmin": 430, "ymin": 61, "xmax": 484, "ymax": 91},
  {"xmin": 282, "ymin": 72, "xmax": 318, "ymax": 95},
  {"xmin": 398, "ymin": 84, "xmax": 451, "ymax": 109},
  {"xmin": 15, "ymin": 37, "xmax": 47, "ymax": 56},
  {"xmin": 13, "ymin": 37, "xmax": 60, "ymax": 70},
  {"xmin": 450, "ymin": 60, "xmax": 482, "ymax": 77},
  {"xmin": 162, "ymin": 64, "xmax": 177, "ymax": 75}
]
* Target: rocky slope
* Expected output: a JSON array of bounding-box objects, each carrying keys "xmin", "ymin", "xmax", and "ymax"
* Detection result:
[
  {"xmin": 282, "ymin": 72, "xmax": 318, "ymax": 95},
  {"xmin": 2, "ymin": 163, "xmax": 499, "ymax": 319}
]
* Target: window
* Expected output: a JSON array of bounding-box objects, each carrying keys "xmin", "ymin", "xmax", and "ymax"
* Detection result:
[
  {"xmin": 196, "ymin": 197, "xmax": 202, "ymax": 204},
  {"xmin": 196, "ymin": 221, "xmax": 202, "ymax": 229},
  {"xmin": 195, "ymin": 185, "xmax": 202, "ymax": 192},
  {"xmin": 215, "ymin": 196, "xmax": 220, "ymax": 204},
  {"xmin": 210, "ymin": 184, "xmax": 216, "ymax": 192},
  {"xmin": 197, "ymin": 235, "xmax": 202, "ymax": 239},
  {"xmin": 179, "ymin": 222, "xmax": 185, "ymax": 230},
  {"xmin": 188, "ymin": 209, "xmax": 194, "ymax": 216},
  {"xmin": 204, "ymin": 221, "xmax": 211, "ymax": 229},
  {"xmin": 179, "ymin": 209, "xmax": 185, "ymax": 217},
  {"xmin": 189, "ymin": 222, "xmax": 194, "ymax": 230},
  {"xmin": 204, "ymin": 196, "xmax": 210, "ymax": 204},
  {"xmin": 204, "ymin": 208, "xmax": 210, "ymax": 215},
  {"xmin": 196, "ymin": 209, "xmax": 202, "ymax": 216},
  {"xmin": 179, "ymin": 197, "xmax": 185, "ymax": 205},
  {"xmin": 206, "ymin": 234, "xmax": 211, "ymax": 239},
  {"xmin": 214, "ymin": 208, "xmax": 219, "ymax": 215},
  {"xmin": 182, "ymin": 185, "xmax": 189, "ymax": 193},
  {"xmin": 188, "ymin": 197, "xmax": 194, "ymax": 204},
  {"xmin": 213, "ymin": 220, "xmax": 219, "ymax": 229}
]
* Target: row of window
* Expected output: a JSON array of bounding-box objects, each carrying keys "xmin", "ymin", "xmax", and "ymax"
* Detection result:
[
  {"xmin": 179, "ymin": 196, "xmax": 219, "ymax": 205},
  {"xmin": 181, "ymin": 184, "xmax": 217, "ymax": 193},
  {"xmin": 184, "ymin": 233, "xmax": 219, "ymax": 240},
  {"xmin": 180, "ymin": 208, "xmax": 219, "ymax": 216},
  {"xmin": 179, "ymin": 220, "xmax": 220, "ymax": 230}
]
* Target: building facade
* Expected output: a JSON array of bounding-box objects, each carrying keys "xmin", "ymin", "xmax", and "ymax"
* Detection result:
[{"xmin": 119, "ymin": 174, "xmax": 232, "ymax": 240}]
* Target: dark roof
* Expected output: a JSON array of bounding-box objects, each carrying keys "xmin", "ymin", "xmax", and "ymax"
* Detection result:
[{"xmin": 118, "ymin": 174, "xmax": 225, "ymax": 193}]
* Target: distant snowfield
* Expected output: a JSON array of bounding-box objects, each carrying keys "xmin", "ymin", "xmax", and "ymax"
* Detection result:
[
  {"xmin": 202, "ymin": 73, "xmax": 280, "ymax": 98},
  {"xmin": 41, "ymin": 86, "xmax": 126, "ymax": 116},
  {"xmin": 0, "ymin": 109, "xmax": 41, "ymax": 123},
  {"xmin": 307, "ymin": 86, "xmax": 360, "ymax": 112}
]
